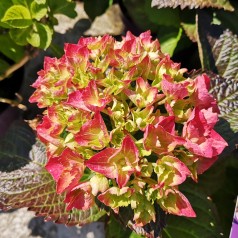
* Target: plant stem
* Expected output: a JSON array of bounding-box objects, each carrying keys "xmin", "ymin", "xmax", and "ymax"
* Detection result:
[{"xmin": 0, "ymin": 55, "xmax": 30, "ymax": 81}]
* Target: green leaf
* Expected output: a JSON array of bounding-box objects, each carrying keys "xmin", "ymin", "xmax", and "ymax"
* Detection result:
[
  {"xmin": 197, "ymin": 11, "xmax": 238, "ymax": 134},
  {"xmin": 0, "ymin": 59, "xmax": 10, "ymax": 75},
  {"xmin": 30, "ymin": 1, "xmax": 48, "ymax": 20},
  {"xmin": 160, "ymin": 27, "xmax": 183, "ymax": 56},
  {"xmin": 163, "ymin": 182, "xmax": 223, "ymax": 238},
  {"xmin": 1, "ymin": 5, "xmax": 32, "ymax": 28},
  {"xmin": 207, "ymin": 31, "xmax": 238, "ymax": 133},
  {"xmin": 215, "ymin": 1, "xmax": 238, "ymax": 35},
  {"xmin": 0, "ymin": 121, "xmax": 35, "ymax": 172},
  {"xmin": 48, "ymin": 0, "xmax": 77, "ymax": 18},
  {"xmin": 9, "ymin": 27, "xmax": 32, "ymax": 45},
  {"xmin": 0, "ymin": 34, "xmax": 25, "ymax": 62},
  {"xmin": 105, "ymin": 215, "xmax": 144, "ymax": 238},
  {"xmin": 0, "ymin": 140, "xmax": 106, "ymax": 225},
  {"xmin": 84, "ymin": 0, "xmax": 111, "ymax": 21},
  {"xmin": 151, "ymin": 0, "xmax": 234, "ymax": 11},
  {"xmin": 106, "ymin": 215, "xmax": 132, "ymax": 238},
  {"xmin": 197, "ymin": 152, "xmax": 238, "ymax": 237},
  {"xmin": 145, "ymin": 1, "xmax": 180, "ymax": 27},
  {"xmin": 0, "ymin": 1, "xmax": 13, "ymax": 20},
  {"xmin": 196, "ymin": 11, "xmax": 222, "ymax": 70},
  {"xmin": 27, "ymin": 22, "xmax": 53, "ymax": 49}
]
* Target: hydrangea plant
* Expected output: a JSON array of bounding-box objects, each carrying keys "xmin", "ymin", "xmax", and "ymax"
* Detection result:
[{"xmin": 29, "ymin": 31, "xmax": 227, "ymax": 227}]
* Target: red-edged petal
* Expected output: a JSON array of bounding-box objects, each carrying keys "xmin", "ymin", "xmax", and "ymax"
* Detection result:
[
  {"xmin": 144, "ymin": 124, "xmax": 185, "ymax": 154},
  {"xmin": 75, "ymin": 112, "xmax": 110, "ymax": 150},
  {"xmin": 81, "ymin": 80, "xmax": 111, "ymax": 112},
  {"xmin": 64, "ymin": 182, "xmax": 94, "ymax": 211},
  {"xmin": 45, "ymin": 148, "xmax": 85, "ymax": 194},
  {"xmin": 155, "ymin": 155, "xmax": 191, "ymax": 186},
  {"xmin": 161, "ymin": 74, "xmax": 189, "ymax": 100},
  {"xmin": 66, "ymin": 90, "xmax": 89, "ymax": 111},
  {"xmin": 86, "ymin": 147, "xmax": 118, "ymax": 179},
  {"xmin": 191, "ymin": 74, "xmax": 219, "ymax": 112},
  {"xmin": 160, "ymin": 189, "xmax": 196, "ymax": 217}
]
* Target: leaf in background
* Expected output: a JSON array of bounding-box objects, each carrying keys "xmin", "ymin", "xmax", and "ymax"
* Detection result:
[
  {"xmin": 200, "ymin": 30, "xmax": 238, "ymax": 137},
  {"xmin": 9, "ymin": 27, "xmax": 32, "ymax": 45},
  {"xmin": 151, "ymin": 0, "xmax": 234, "ymax": 11},
  {"xmin": 159, "ymin": 27, "xmax": 183, "ymax": 56},
  {"xmin": 30, "ymin": 0, "xmax": 48, "ymax": 21},
  {"xmin": 162, "ymin": 182, "xmax": 223, "ymax": 238},
  {"xmin": 0, "ymin": 120, "xmax": 35, "ymax": 172},
  {"xmin": 0, "ymin": 59, "xmax": 10, "ymax": 75},
  {"xmin": 1, "ymin": 5, "xmax": 32, "ymax": 28},
  {"xmin": 84, "ymin": 0, "xmax": 112, "ymax": 21},
  {"xmin": 195, "ymin": 150, "xmax": 238, "ymax": 237},
  {"xmin": 27, "ymin": 22, "xmax": 53, "ymax": 49},
  {"xmin": 0, "ymin": 2, "xmax": 13, "ymax": 28},
  {"xmin": 196, "ymin": 11, "xmax": 223, "ymax": 70},
  {"xmin": 0, "ymin": 140, "xmax": 106, "ymax": 225},
  {"xmin": 48, "ymin": 0, "xmax": 77, "ymax": 19},
  {"xmin": 178, "ymin": 9, "xmax": 197, "ymax": 43},
  {"xmin": 181, "ymin": 22, "xmax": 197, "ymax": 42},
  {"xmin": 105, "ymin": 215, "xmax": 144, "ymax": 238},
  {"xmin": 144, "ymin": 1, "xmax": 180, "ymax": 27},
  {"xmin": 0, "ymin": 34, "xmax": 25, "ymax": 62},
  {"xmin": 215, "ymin": 1, "xmax": 238, "ymax": 35}
]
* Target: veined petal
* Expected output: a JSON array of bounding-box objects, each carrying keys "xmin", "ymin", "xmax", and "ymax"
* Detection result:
[
  {"xmin": 159, "ymin": 189, "xmax": 196, "ymax": 217},
  {"xmin": 86, "ymin": 147, "xmax": 118, "ymax": 179}
]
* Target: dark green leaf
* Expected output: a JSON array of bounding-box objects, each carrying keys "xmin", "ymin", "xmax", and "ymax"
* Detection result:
[
  {"xmin": 151, "ymin": 0, "xmax": 234, "ymax": 11},
  {"xmin": 0, "ymin": 59, "xmax": 10, "ymax": 75},
  {"xmin": 0, "ymin": 1, "xmax": 13, "ymax": 19},
  {"xmin": 0, "ymin": 120, "xmax": 35, "ymax": 172},
  {"xmin": 1, "ymin": 5, "xmax": 32, "ymax": 28},
  {"xmin": 84, "ymin": 0, "xmax": 111, "ymax": 21},
  {"xmin": 207, "ymin": 31, "xmax": 238, "ymax": 133},
  {"xmin": 197, "ymin": 152, "xmax": 238, "ymax": 237},
  {"xmin": 215, "ymin": 1, "xmax": 238, "ymax": 35},
  {"xmin": 144, "ymin": 1, "xmax": 180, "ymax": 27},
  {"xmin": 48, "ymin": 0, "xmax": 77, "ymax": 18},
  {"xmin": 9, "ymin": 27, "xmax": 32, "ymax": 45},
  {"xmin": 0, "ymin": 34, "xmax": 25, "ymax": 62},
  {"xmin": 163, "ymin": 182, "xmax": 223, "ymax": 238},
  {"xmin": 106, "ymin": 215, "xmax": 132, "ymax": 238},
  {"xmin": 196, "ymin": 11, "xmax": 223, "ymax": 70},
  {"xmin": 0, "ymin": 140, "xmax": 106, "ymax": 225},
  {"xmin": 27, "ymin": 22, "xmax": 53, "ymax": 49}
]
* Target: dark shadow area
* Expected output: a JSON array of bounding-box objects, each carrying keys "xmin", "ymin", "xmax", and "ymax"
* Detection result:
[
  {"xmin": 28, "ymin": 217, "xmax": 57, "ymax": 238},
  {"xmin": 0, "ymin": 120, "xmax": 35, "ymax": 172}
]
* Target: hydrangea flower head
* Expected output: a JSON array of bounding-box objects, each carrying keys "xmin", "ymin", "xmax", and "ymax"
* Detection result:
[{"xmin": 30, "ymin": 31, "xmax": 227, "ymax": 226}]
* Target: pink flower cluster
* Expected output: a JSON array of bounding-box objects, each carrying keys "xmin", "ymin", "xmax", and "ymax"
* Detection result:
[{"xmin": 30, "ymin": 31, "xmax": 227, "ymax": 226}]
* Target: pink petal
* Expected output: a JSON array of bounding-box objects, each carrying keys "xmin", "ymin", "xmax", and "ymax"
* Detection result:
[
  {"xmin": 64, "ymin": 182, "xmax": 94, "ymax": 211},
  {"xmin": 86, "ymin": 148, "xmax": 118, "ymax": 179},
  {"xmin": 75, "ymin": 112, "xmax": 110, "ymax": 150}
]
